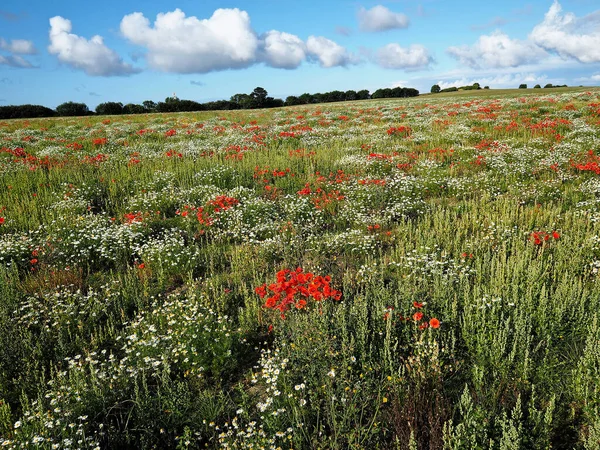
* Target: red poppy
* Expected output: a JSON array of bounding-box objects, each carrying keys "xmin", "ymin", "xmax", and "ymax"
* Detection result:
[
  {"xmin": 429, "ymin": 318, "xmax": 440, "ymax": 329},
  {"xmin": 413, "ymin": 301, "xmax": 423, "ymax": 309},
  {"xmin": 413, "ymin": 312, "xmax": 423, "ymax": 321},
  {"xmin": 0, "ymin": 217, "xmax": 4, "ymax": 225}
]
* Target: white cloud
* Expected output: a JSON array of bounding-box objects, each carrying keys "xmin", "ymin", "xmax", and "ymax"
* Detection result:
[
  {"xmin": 261, "ymin": 30, "xmax": 306, "ymax": 69},
  {"xmin": 0, "ymin": 38, "xmax": 36, "ymax": 54},
  {"xmin": 358, "ymin": 5, "xmax": 409, "ymax": 32},
  {"xmin": 120, "ymin": 8, "xmax": 258, "ymax": 73},
  {"xmin": 530, "ymin": 1, "xmax": 600, "ymax": 63},
  {"xmin": 121, "ymin": 8, "xmax": 353, "ymax": 72},
  {"xmin": 48, "ymin": 16, "xmax": 138, "ymax": 76},
  {"xmin": 447, "ymin": 31, "xmax": 546, "ymax": 69},
  {"xmin": 376, "ymin": 43, "xmax": 432, "ymax": 70},
  {"xmin": 0, "ymin": 54, "xmax": 34, "ymax": 68},
  {"xmin": 436, "ymin": 73, "xmax": 548, "ymax": 90},
  {"xmin": 306, "ymin": 36, "xmax": 355, "ymax": 68}
]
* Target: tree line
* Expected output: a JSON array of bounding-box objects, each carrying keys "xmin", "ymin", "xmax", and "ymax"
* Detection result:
[{"xmin": 0, "ymin": 85, "xmax": 420, "ymax": 119}]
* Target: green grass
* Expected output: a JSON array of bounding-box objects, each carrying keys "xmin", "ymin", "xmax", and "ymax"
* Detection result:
[{"xmin": 0, "ymin": 88, "xmax": 600, "ymax": 449}]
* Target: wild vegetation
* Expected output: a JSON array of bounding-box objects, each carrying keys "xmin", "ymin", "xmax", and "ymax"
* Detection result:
[{"xmin": 0, "ymin": 87, "xmax": 599, "ymax": 449}]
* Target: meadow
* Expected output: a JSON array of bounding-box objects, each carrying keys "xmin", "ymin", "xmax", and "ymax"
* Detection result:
[{"xmin": 0, "ymin": 87, "xmax": 600, "ymax": 449}]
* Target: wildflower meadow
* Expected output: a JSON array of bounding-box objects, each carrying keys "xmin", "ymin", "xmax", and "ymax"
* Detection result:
[{"xmin": 1, "ymin": 87, "xmax": 600, "ymax": 449}]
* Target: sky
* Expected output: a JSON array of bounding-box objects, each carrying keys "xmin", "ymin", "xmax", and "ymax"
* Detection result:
[{"xmin": 0, "ymin": 0, "xmax": 600, "ymax": 109}]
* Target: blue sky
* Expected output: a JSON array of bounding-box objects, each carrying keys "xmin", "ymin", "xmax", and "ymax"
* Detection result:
[{"xmin": 1, "ymin": 0, "xmax": 599, "ymax": 109}]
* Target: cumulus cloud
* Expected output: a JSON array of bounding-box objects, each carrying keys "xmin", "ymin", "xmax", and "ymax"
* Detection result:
[
  {"xmin": 436, "ymin": 73, "xmax": 548, "ymax": 90},
  {"xmin": 358, "ymin": 5, "xmax": 409, "ymax": 32},
  {"xmin": 261, "ymin": 30, "xmax": 306, "ymax": 69},
  {"xmin": 0, "ymin": 38, "xmax": 36, "ymax": 54},
  {"xmin": 447, "ymin": 31, "xmax": 546, "ymax": 69},
  {"xmin": 120, "ymin": 8, "xmax": 353, "ymax": 72},
  {"xmin": 530, "ymin": 1, "xmax": 600, "ymax": 63},
  {"xmin": 376, "ymin": 43, "xmax": 432, "ymax": 70},
  {"xmin": 48, "ymin": 16, "xmax": 139, "ymax": 76},
  {"xmin": 120, "ymin": 8, "xmax": 258, "ymax": 73},
  {"xmin": 306, "ymin": 36, "xmax": 356, "ymax": 68},
  {"xmin": 0, "ymin": 54, "xmax": 34, "ymax": 68}
]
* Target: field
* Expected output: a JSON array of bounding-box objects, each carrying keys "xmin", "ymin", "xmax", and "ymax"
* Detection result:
[{"xmin": 1, "ymin": 88, "xmax": 600, "ymax": 449}]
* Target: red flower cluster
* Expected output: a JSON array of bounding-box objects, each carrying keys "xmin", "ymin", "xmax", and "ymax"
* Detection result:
[
  {"xmin": 92, "ymin": 138, "xmax": 107, "ymax": 146},
  {"xmin": 256, "ymin": 268, "xmax": 341, "ymax": 318},
  {"xmin": 176, "ymin": 196, "xmax": 239, "ymax": 227},
  {"xmin": 123, "ymin": 212, "xmax": 144, "ymax": 224},
  {"xmin": 572, "ymin": 150, "xmax": 600, "ymax": 175},
  {"xmin": 165, "ymin": 129, "xmax": 177, "ymax": 137},
  {"xmin": 530, "ymin": 230, "xmax": 560, "ymax": 245},
  {"xmin": 386, "ymin": 126, "xmax": 412, "ymax": 137}
]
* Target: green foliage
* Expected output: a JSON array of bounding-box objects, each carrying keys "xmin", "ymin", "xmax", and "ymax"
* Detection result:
[
  {"xmin": 95, "ymin": 102, "xmax": 124, "ymax": 115},
  {"xmin": 0, "ymin": 87, "xmax": 599, "ymax": 448},
  {"xmin": 56, "ymin": 101, "xmax": 90, "ymax": 116}
]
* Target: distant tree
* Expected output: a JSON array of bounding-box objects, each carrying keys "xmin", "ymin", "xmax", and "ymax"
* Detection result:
[
  {"xmin": 519, "ymin": 84, "xmax": 528, "ymax": 89},
  {"xmin": 285, "ymin": 96, "xmax": 303, "ymax": 106},
  {"xmin": 123, "ymin": 103, "xmax": 145, "ymax": 114},
  {"xmin": 534, "ymin": 84, "xmax": 541, "ymax": 89},
  {"xmin": 251, "ymin": 87, "xmax": 268, "ymax": 108},
  {"xmin": 265, "ymin": 97, "xmax": 284, "ymax": 108},
  {"xmin": 142, "ymin": 100, "xmax": 156, "ymax": 111},
  {"xmin": 327, "ymin": 90, "xmax": 346, "ymax": 102},
  {"xmin": 345, "ymin": 90, "xmax": 357, "ymax": 101},
  {"xmin": 95, "ymin": 102, "xmax": 124, "ymax": 115},
  {"xmin": 356, "ymin": 89, "xmax": 370, "ymax": 100},
  {"xmin": 473, "ymin": 82, "xmax": 481, "ymax": 90},
  {"xmin": 544, "ymin": 83, "xmax": 554, "ymax": 88},
  {"xmin": 312, "ymin": 93, "xmax": 325, "ymax": 104},
  {"xmin": 298, "ymin": 93, "xmax": 314, "ymax": 104},
  {"xmin": 0, "ymin": 104, "xmax": 55, "ymax": 119},
  {"xmin": 56, "ymin": 101, "xmax": 90, "ymax": 117},
  {"xmin": 484, "ymin": 86, "xmax": 490, "ymax": 90},
  {"xmin": 230, "ymin": 93, "xmax": 256, "ymax": 109},
  {"xmin": 430, "ymin": 84, "xmax": 441, "ymax": 94}
]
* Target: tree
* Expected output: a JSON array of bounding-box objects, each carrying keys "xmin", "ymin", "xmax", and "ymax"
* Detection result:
[
  {"xmin": 345, "ymin": 90, "xmax": 357, "ymax": 101},
  {"xmin": 519, "ymin": 84, "xmax": 527, "ymax": 89},
  {"xmin": 230, "ymin": 93, "xmax": 256, "ymax": 109},
  {"xmin": 534, "ymin": 84, "xmax": 541, "ymax": 89},
  {"xmin": 356, "ymin": 89, "xmax": 370, "ymax": 100},
  {"xmin": 285, "ymin": 96, "xmax": 303, "ymax": 106},
  {"xmin": 95, "ymin": 102, "xmax": 124, "ymax": 115},
  {"xmin": 473, "ymin": 83, "xmax": 481, "ymax": 90},
  {"xmin": 0, "ymin": 104, "xmax": 55, "ymax": 119},
  {"xmin": 56, "ymin": 101, "xmax": 90, "ymax": 117},
  {"xmin": 123, "ymin": 103, "xmax": 145, "ymax": 114},
  {"xmin": 298, "ymin": 93, "xmax": 314, "ymax": 104},
  {"xmin": 544, "ymin": 84, "xmax": 554, "ymax": 88},
  {"xmin": 251, "ymin": 87, "xmax": 268, "ymax": 108},
  {"xmin": 483, "ymin": 86, "xmax": 490, "ymax": 89},
  {"xmin": 430, "ymin": 84, "xmax": 441, "ymax": 94},
  {"xmin": 142, "ymin": 100, "xmax": 156, "ymax": 111}
]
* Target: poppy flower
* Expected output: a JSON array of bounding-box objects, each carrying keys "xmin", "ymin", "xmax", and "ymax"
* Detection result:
[
  {"xmin": 413, "ymin": 312, "xmax": 423, "ymax": 321},
  {"xmin": 429, "ymin": 318, "xmax": 440, "ymax": 329}
]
